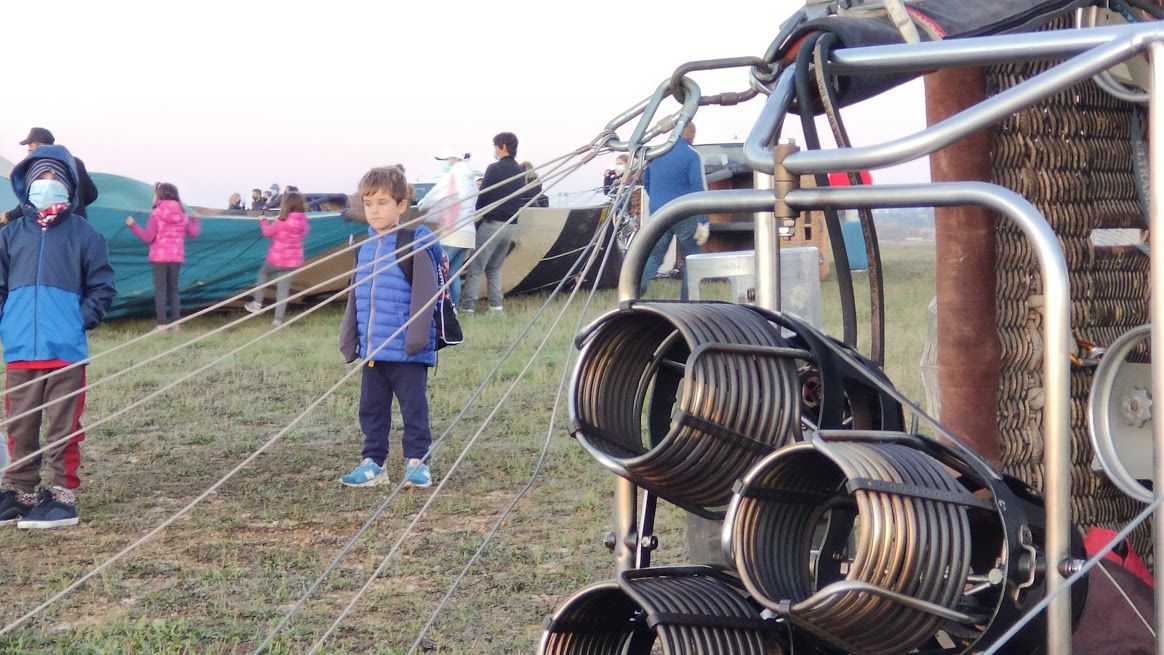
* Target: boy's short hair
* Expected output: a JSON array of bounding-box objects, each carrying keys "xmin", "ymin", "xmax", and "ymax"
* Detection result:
[
  {"xmin": 492, "ymin": 132, "xmax": 518, "ymax": 156},
  {"xmin": 358, "ymin": 166, "xmax": 409, "ymax": 202}
]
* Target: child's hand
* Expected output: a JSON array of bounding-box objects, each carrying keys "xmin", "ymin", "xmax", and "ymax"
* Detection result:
[{"xmin": 125, "ymin": 216, "xmax": 135, "ymax": 227}]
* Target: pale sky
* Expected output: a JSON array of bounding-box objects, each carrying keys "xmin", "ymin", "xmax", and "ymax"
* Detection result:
[{"xmin": 3, "ymin": 1, "xmax": 929, "ymax": 208}]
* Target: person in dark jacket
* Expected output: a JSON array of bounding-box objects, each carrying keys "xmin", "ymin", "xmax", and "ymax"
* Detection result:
[
  {"xmin": 2, "ymin": 128, "xmax": 99, "ymax": 224},
  {"xmin": 520, "ymin": 161, "xmax": 549, "ymax": 208},
  {"xmin": 460, "ymin": 131, "xmax": 524, "ymax": 313},
  {"xmin": 0, "ymin": 145, "xmax": 116, "ymax": 529}
]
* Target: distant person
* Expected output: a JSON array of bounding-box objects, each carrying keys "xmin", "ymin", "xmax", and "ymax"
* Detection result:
[
  {"xmin": 2, "ymin": 128, "xmax": 99, "ymax": 224},
  {"xmin": 461, "ymin": 131, "xmax": 524, "ymax": 314},
  {"xmin": 639, "ymin": 122, "xmax": 709, "ymax": 300},
  {"xmin": 261, "ymin": 190, "xmax": 273, "ymax": 208},
  {"xmin": 244, "ymin": 191, "xmax": 309, "ymax": 326},
  {"xmin": 227, "ymin": 192, "xmax": 245, "ymax": 211},
  {"xmin": 338, "ymin": 166, "xmax": 441, "ymax": 489},
  {"xmin": 126, "ymin": 183, "xmax": 202, "ymax": 330},
  {"xmin": 251, "ymin": 188, "xmax": 266, "ymax": 211},
  {"xmin": 0, "ymin": 146, "xmax": 116, "ymax": 529},
  {"xmin": 603, "ymin": 154, "xmax": 630, "ymax": 196},
  {"xmin": 418, "ymin": 148, "xmax": 476, "ymax": 308},
  {"xmin": 520, "ymin": 161, "xmax": 549, "ymax": 208}
]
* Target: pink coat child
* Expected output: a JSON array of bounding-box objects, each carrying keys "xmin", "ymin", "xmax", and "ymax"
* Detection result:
[
  {"xmin": 245, "ymin": 197, "xmax": 309, "ymax": 325},
  {"xmin": 260, "ymin": 212, "xmax": 308, "ymax": 268},
  {"xmin": 129, "ymin": 200, "xmax": 201, "ymax": 263},
  {"xmin": 126, "ymin": 191, "xmax": 201, "ymax": 329}
]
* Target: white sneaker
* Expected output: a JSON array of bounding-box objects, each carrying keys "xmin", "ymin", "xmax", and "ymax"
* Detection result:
[
  {"xmin": 489, "ymin": 305, "xmax": 504, "ymax": 313},
  {"xmin": 244, "ymin": 301, "xmax": 262, "ymax": 314}
]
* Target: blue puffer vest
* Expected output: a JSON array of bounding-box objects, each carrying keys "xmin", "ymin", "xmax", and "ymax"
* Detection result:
[{"xmin": 354, "ymin": 226, "xmax": 438, "ymax": 366}]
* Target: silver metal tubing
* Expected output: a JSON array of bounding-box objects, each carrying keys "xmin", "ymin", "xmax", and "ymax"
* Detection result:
[
  {"xmin": 1148, "ymin": 40, "xmax": 1164, "ymax": 655},
  {"xmin": 613, "ymin": 188, "xmax": 783, "ymax": 574},
  {"xmin": 786, "ymin": 182, "xmax": 1071, "ymax": 654},
  {"xmin": 614, "ymin": 477, "xmax": 638, "ymax": 573},
  {"xmin": 785, "ymin": 23, "xmax": 1164, "ymax": 175},
  {"xmin": 744, "ymin": 67, "xmax": 796, "ymax": 174},
  {"xmin": 618, "ymin": 190, "xmax": 779, "ymax": 302},
  {"xmin": 753, "ymin": 172, "xmax": 779, "ymax": 310},
  {"xmin": 828, "ymin": 22, "xmax": 1151, "ymax": 75}
]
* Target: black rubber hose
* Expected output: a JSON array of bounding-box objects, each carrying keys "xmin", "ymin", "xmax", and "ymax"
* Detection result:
[
  {"xmin": 539, "ymin": 570, "xmax": 775, "ymax": 655},
  {"xmin": 794, "ymin": 31, "xmax": 859, "ymax": 350},
  {"xmin": 815, "ymin": 31, "xmax": 887, "ymax": 366},
  {"xmin": 571, "ymin": 303, "xmax": 801, "ymax": 515},
  {"xmin": 727, "ymin": 441, "xmax": 979, "ymax": 654}
]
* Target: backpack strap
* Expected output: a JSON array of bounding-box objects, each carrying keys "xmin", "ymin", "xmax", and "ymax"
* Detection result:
[{"xmin": 397, "ymin": 226, "xmax": 416, "ymax": 285}]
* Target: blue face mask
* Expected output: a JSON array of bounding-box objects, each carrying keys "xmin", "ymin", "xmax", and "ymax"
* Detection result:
[
  {"xmin": 28, "ymin": 179, "xmax": 70, "ymax": 210},
  {"xmin": 439, "ymin": 160, "xmax": 452, "ymax": 173}
]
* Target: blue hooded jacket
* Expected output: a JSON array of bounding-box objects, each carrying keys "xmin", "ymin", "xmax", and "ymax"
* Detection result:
[{"xmin": 0, "ymin": 145, "xmax": 117, "ymax": 363}]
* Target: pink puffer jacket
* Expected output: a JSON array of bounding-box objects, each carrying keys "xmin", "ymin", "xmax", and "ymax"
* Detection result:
[
  {"xmin": 260, "ymin": 212, "xmax": 309, "ymax": 268},
  {"xmin": 130, "ymin": 200, "xmax": 200, "ymax": 263}
]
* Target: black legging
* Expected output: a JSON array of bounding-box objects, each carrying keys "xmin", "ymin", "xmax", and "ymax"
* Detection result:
[{"xmin": 152, "ymin": 262, "xmax": 182, "ymax": 324}]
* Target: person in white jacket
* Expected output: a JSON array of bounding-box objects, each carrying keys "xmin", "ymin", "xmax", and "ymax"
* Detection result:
[{"xmin": 418, "ymin": 149, "xmax": 477, "ymax": 308}]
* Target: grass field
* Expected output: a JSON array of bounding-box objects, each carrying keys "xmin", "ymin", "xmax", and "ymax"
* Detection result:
[{"xmin": 0, "ymin": 244, "xmax": 935, "ymax": 654}]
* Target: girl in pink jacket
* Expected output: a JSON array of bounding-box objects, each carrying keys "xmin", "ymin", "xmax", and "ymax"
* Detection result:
[
  {"xmin": 126, "ymin": 183, "xmax": 201, "ymax": 330},
  {"xmin": 244, "ymin": 191, "xmax": 309, "ymax": 326}
]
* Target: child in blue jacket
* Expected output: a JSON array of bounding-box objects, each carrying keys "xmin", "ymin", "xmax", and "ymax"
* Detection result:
[
  {"xmin": 338, "ymin": 166, "xmax": 442, "ymax": 489},
  {"xmin": 0, "ymin": 145, "xmax": 116, "ymax": 529}
]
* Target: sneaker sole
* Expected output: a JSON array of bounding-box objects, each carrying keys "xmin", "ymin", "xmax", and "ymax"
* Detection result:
[
  {"xmin": 0, "ymin": 517, "xmax": 24, "ymax": 526},
  {"xmin": 17, "ymin": 517, "xmax": 79, "ymax": 529},
  {"xmin": 402, "ymin": 478, "xmax": 433, "ymax": 489},
  {"xmin": 340, "ymin": 474, "xmax": 391, "ymax": 488}
]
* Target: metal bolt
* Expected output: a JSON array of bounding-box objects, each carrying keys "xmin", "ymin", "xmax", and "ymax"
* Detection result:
[
  {"xmin": 602, "ymin": 530, "xmax": 616, "ymax": 551},
  {"xmin": 1058, "ymin": 558, "xmax": 1085, "ymax": 577}
]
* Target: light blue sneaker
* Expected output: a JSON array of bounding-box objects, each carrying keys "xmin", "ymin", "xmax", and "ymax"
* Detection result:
[
  {"xmin": 340, "ymin": 458, "xmax": 390, "ymax": 487},
  {"xmin": 403, "ymin": 459, "xmax": 432, "ymax": 488}
]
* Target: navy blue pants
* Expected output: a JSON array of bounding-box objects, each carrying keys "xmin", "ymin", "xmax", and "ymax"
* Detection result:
[{"xmin": 359, "ymin": 362, "xmax": 431, "ymax": 465}]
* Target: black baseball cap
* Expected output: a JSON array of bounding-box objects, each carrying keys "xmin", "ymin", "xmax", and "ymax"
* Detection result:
[{"xmin": 19, "ymin": 127, "xmax": 55, "ymax": 146}]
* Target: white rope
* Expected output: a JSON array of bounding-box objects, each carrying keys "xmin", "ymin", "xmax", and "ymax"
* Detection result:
[
  {"xmin": 404, "ymin": 219, "xmax": 619, "ymax": 655},
  {"xmin": 0, "ymin": 149, "xmax": 581, "ymax": 410},
  {"xmin": 0, "ymin": 153, "xmax": 594, "ymax": 636},
  {"xmin": 1096, "ymin": 559, "xmax": 1155, "ymax": 637},
  {"xmin": 0, "ymin": 214, "xmax": 449, "ymax": 478},
  {"xmin": 252, "ymin": 155, "xmax": 600, "ymax": 653},
  {"xmin": 0, "ymin": 154, "xmax": 589, "ymax": 478},
  {"xmin": 306, "ymin": 209, "xmax": 611, "ymax": 655},
  {"xmin": 980, "ymin": 495, "xmax": 1164, "ymax": 654}
]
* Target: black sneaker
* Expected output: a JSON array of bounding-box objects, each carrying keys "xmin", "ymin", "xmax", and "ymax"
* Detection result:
[
  {"xmin": 0, "ymin": 488, "xmax": 35, "ymax": 526},
  {"xmin": 18, "ymin": 487, "xmax": 79, "ymax": 529}
]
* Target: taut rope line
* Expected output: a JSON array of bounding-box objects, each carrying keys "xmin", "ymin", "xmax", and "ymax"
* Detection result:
[
  {"xmin": 0, "ymin": 153, "xmax": 593, "ymax": 637},
  {"xmin": 305, "ymin": 208, "xmax": 617, "ymax": 655},
  {"xmin": 0, "ymin": 153, "xmax": 589, "ymax": 480},
  {"xmin": 251, "ymin": 156, "xmax": 609, "ymax": 653}
]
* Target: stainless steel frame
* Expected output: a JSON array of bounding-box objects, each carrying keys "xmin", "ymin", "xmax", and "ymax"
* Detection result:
[{"xmin": 612, "ymin": 20, "xmax": 1164, "ymax": 654}]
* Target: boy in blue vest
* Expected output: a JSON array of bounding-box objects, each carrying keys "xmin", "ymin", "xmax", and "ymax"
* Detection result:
[
  {"xmin": 0, "ymin": 145, "xmax": 116, "ymax": 528},
  {"xmin": 338, "ymin": 166, "xmax": 442, "ymax": 488}
]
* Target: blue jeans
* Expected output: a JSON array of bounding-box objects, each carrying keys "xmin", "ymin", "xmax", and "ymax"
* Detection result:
[
  {"xmin": 359, "ymin": 362, "xmax": 431, "ymax": 464},
  {"xmin": 640, "ymin": 216, "xmax": 704, "ymax": 300},
  {"xmin": 462, "ymin": 221, "xmax": 515, "ymax": 311},
  {"xmin": 444, "ymin": 246, "xmax": 469, "ymax": 309}
]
